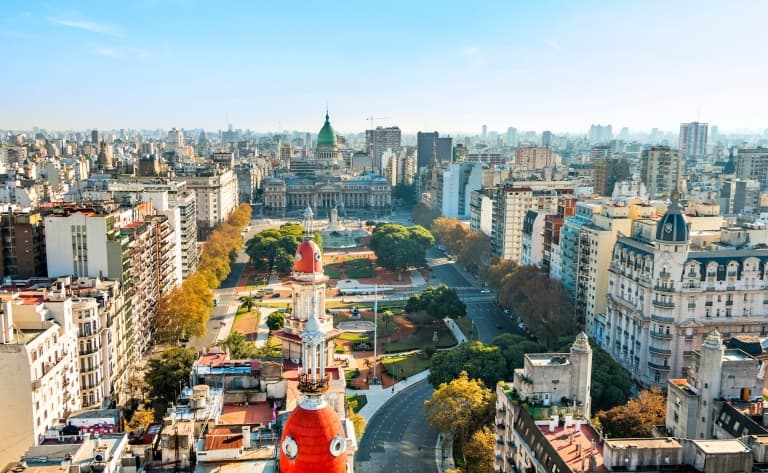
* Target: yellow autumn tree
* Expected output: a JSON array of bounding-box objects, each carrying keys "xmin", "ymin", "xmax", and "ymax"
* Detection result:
[{"xmin": 463, "ymin": 426, "xmax": 495, "ymax": 473}]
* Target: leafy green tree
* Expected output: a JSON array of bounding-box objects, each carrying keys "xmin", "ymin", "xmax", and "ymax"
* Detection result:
[
  {"xmin": 267, "ymin": 312, "xmax": 285, "ymax": 331},
  {"xmin": 369, "ymin": 223, "xmax": 435, "ymax": 274},
  {"xmin": 406, "ymin": 284, "xmax": 466, "ymax": 319},
  {"xmin": 245, "ymin": 224, "xmax": 321, "ymax": 274},
  {"xmin": 240, "ymin": 295, "xmax": 255, "ymax": 311},
  {"xmin": 145, "ymin": 347, "xmax": 197, "ymax": 410},
  {"xmin": 428, "ymin": 341, "xmax": 507, "ymax": 388},
  {"xmin": 220, "ymin": 331, "xmax": 258, "ymax": 359}
]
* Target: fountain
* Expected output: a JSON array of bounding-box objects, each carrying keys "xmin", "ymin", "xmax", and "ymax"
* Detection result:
[{"xmin": 321, "ymin": 206, "xmax": 368, "ymax": 249}]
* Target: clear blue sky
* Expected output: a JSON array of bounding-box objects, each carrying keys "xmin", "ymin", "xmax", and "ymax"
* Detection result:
[{"xmin": 1, "ymin": 1, "xmax": 766, "ymax": 134}]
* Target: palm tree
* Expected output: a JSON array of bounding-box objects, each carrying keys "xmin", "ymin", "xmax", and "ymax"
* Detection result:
[{"xmin": 240, "ymin": 295, "xmax": 255, "ymax": 311}]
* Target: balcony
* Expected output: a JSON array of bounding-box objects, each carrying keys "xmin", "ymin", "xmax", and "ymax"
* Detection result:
[
  {"xmin": 650, "ymin": 331, "xmax": 673, "ymax": 340},
  {"xmin": 648, "ymin": 361, "xmax": 671, "ymax": 371},
  {"xmin": 652, "ymin": 299, "xmax": 674, "ymax": 308},
  {"xmin": 651, "ymin": 314, "xmax": 675, "ymax": 323},
  {"xmin": 654, "ymin": 285, "xmax": 675, "ymax": 293},
  {"xmin": 725, "ymin": 300, "xmax": 734, "ymax": 306},
  {"xmin": 659, "ymin": 270, "xmax": 670, "ymax": 279},
  {"xmin": 688, "ymin": 303, "xmax": 696, "ymax": 309},
  {"xmin": 649, "ymin": 345, "xmax": 672, "ymax": 355}
]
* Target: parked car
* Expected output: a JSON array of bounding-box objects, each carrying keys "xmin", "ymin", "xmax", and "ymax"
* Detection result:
[
  {"xmin": 480, "ymin": 289, "xmax": 491, "ymax": 294},
  {"xmin": 271, "ymin": 293, "xmax": 281, "ymax": 298}
]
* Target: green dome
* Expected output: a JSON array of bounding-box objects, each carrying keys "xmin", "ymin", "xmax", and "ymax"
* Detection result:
[{"xmin": 317, "ymin": 112, "xmax": 338, "ymax": 147}]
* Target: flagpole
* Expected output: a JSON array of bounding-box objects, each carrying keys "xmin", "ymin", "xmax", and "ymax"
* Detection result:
[{"xmin": 373, "ymin": 284, "xmax": 378, "ymax": 383}]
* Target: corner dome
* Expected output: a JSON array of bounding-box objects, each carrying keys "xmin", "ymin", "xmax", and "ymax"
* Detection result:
[
  {"xmin": 294, "ymin": 240, "xmax": 323, "ymax": 274},
  {"xmin": 317, "ymin": 113, "xmax": 338, "ymax": 147},
  {"xmin": 656, "ymin": 202, "xmax": 689, "ymax": 243},
  {"xmin": 279, "ymin": 402, "xmax": 347, "ymax": 473}
]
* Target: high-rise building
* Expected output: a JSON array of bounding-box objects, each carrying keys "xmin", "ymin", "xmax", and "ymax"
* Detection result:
[
  {"xmin": 640, "ymin": 146, "xmax": 681, "ymax": 200},
  {"xmin": 365, "ymin": 126, "xmax": 401, "ymax": 172},
  {"xmin": 181, "ymin": 169, "xmax": 239, "ymax": 240},
  {"xmin": 588, "ymin": 124, "xmax": 612, "ymax": 143},
  {"xmin": 481, "ymin": 124, "xmax": 488, "ymax": 142},
  {"xmin": 679, "ymin": 121, "xmax": 708, "ymax": 161},
  {"xmin": 91, "ymin": 129, "xmax": 99, "ymax": 145},
  {"xmin": 506, "ymin": 127, "xmax": 518, "ymax": 147},
  {"xmin": 0, "ymin": 209, "xmax": 47, "ymax": 279},
  {"xmin": 434, "ymin": 162, "xmax": 484, "ymax": 218},
  {"xmin": 541, "ymin": 130, "xmax": 552, "ymax": 149},
  {"xmin": 491, "ymin": 182, "xmax": 573, "ymax": 262},
  {"xmin": 720, "ymin": 178, "xmax": 760, "ymax": 215},
  {"xmin": 416, "ymin": 132, "xmax": 452, "ymax": 169},
  {"xmin": 514, "ymin": 146, "xmax": 553, "ymax": 170},
  {"xmin": 736, "ymin": 147, "xmax": 768, "ymax": 188},
  {"xmin": 592, "ymin": 157, "xmax": 630, "ymax": 196}
]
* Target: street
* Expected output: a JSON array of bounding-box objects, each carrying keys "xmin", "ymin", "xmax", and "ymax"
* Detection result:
[{"xmin": 355, "ymin": 380, "xmax": 441, "ymax": 473}]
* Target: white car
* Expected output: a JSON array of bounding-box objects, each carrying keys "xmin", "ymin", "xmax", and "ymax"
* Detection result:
[{"xmin": 480, "ymin": 289, "xmax": 491, "ymax": 294}]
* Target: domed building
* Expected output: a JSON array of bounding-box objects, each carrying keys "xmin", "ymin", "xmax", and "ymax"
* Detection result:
[
  {"xmin": 315, "ymin": 111, "xmax": 340, "ymax": 167},
  {"xmin": 603, "ymin": 195, "xmax": 768, "ymax": 388},
  {"xmin": 273, "ymin": 206, "xmax": 340, "ymax": 364}
]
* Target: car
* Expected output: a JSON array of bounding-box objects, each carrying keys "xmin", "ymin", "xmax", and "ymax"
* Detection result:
[
  {"xmin": 271, "ymin": 293, "xmax": 281, "ymax": 298},
  {"xmin": 480, "ymin": 289, "xmax": 491, "ymax": 294}
]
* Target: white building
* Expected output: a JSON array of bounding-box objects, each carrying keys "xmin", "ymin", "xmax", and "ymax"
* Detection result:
[
  {"xmin": 0, "ymin": 293, "xmax": 80, "ymax": 466},
  {"xmin": 435, "ymin": 162, "xmax": 484, "ymax": 219}
]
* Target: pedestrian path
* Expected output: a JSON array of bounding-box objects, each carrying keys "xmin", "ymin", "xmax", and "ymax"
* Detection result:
[
  {"xmin": 346, "ymin": 370, "xmax": 430, "ymax": 421},
  {"xmin": 409, "ymin": 268, "xmax": 426, "ymax": 287},
  {"xmin": 254, "ymin": 306, "xmax": 274, "ymax": 348}
]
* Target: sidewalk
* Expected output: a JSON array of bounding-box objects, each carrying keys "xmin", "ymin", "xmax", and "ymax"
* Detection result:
[
  {"xmin": 409, "ymin": 268, "xmax": 426, "ymax": 287},
  {"xmin": 254, "ymin": 306, "xmax": 274, "ymax": 348},
  {"xmin": 347, "ymin": 370, "xmax": 430, "ymax": 421}
]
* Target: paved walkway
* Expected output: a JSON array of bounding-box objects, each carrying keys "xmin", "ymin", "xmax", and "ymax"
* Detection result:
[
  {"xmin": 409, "ymin": 268, "xmax": 426, "ymax": 287},
  {"xmin": 254, "ymin": 306, "xmax": 274, "ymax": 348},
  {"xmin": 347, "ymin": 370, "xmax": 430, "ymax": 421}
]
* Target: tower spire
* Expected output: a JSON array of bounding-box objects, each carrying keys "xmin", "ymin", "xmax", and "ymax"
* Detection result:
[{"xmin": 303, "ymin": 206, "xmax": 314, "ymax": 241}]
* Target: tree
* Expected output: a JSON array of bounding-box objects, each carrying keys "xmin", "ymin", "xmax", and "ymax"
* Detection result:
[
  {"xmin": 267, "ymin": 312, "xmax": 285, "ymax": 331},
  {"xmin": 463, "ymin": 426, "xmax": 495, "ymax": 473},
  {"xmin": 369, "ymin": 223, "xmax": 435, "ymax": 274},
  {"xmin": 593, "ymin": 387, "xmax": 666, "ymax": 438},
  {"xmin": 127, "ymin": 408, "xmax": 155, "ymax": 432},
  {"xmin": 381, "ymin": 309, "xmax": 395, "ymax": 328},
  {"xmin": 347, "ymin": 399, "xmax": 367, "ymax": 440},
  {"xmin": 425, "ymin": 371, "xmax": 495, "ymax": 455},
  {"xmin": 245, "ymin": 223, "xmax": 321, "ymax": 274},
  {"xmin": 411, "ymin": 202, "xmax": 440, "ymax": 228},
  {"xmin": 486, "ymin": 262, "xmax": 577, "ymax": 348},
  {"xmin": 220, "ymin": 331, "xmax": 258, "ymax": 359},
  {"xmin": 431, "ymin": 217, "xmax": 469, "ymax": 256},
  {"xmin": 155, "ymin": 284, "xmax": 209, "ymax": 343},
  {"xmin": 240, "ymin": 295, "xmax": 255, "ymax": 311},
  {"xmin": 457, "ymin": 232, "xmax": 491, "ymax": 273},
  {"xmin": 145, "ymin": 347, "xmax": 197, "ymax": 409},
  {"xmin": 428, "ymin": 341, "xmax": 507, "ymax": 388},
  {"xmin": 406, "ymin": 284, "xmax": 466, "ymax": 320}
]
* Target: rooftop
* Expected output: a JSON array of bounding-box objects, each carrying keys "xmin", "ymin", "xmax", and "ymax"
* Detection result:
[
  {"xmin": 540, "ymin": 423, "xmax": 607, "ymax": 473},
  {"xmin": 526, "ymin": 353, "xmax": 571, "ymax": 367},
  {"xmin": 220, "ymin": 403, "xmax": 275, "ymax": 427},
  {"xmin": 692, "ymin": 439, "xmax": 750, "ymax": 454}
]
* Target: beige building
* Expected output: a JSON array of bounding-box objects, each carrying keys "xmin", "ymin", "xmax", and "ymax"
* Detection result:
[
  {"xmin": 640, "ymin": 146, "xmax": 682, "ymax": 200},
  {"xmin": 666, "ymin": 330, "xmax": 764, "ymax": 440},
  {"xmin": 180, "ymin": 169, "xmax": 238, "ymax": 240},
  {"xmin": 601, "ymin": 200, "xmax": 768, "ymax": 387},
  {"xmin": 491, "ymin": 181, "xmax": 574, "ymax": 262},
  {"xmin": 514, "ymin": 146, "xmax": 553, "ymax": 170}
]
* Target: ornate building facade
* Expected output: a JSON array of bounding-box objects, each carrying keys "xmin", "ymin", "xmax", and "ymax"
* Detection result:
[{"xmin": 603, "ymin": 200, "xmax": 768, "ymax": 387}]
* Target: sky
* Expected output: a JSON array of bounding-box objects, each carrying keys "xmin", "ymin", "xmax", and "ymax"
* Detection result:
[{"xmin": 1, "ymin": 1, "xmax": 767, "ymax": 134}]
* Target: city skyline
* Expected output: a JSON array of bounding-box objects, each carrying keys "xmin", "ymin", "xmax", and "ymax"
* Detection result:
[{"xmin": 1, "ymin": 1, "xmax": 767, "ymax": 133}]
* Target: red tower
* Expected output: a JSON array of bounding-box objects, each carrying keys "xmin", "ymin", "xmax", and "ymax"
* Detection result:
[{"xmin": 279, "ymin": 314, "xmax": 349, "ymax": 473}]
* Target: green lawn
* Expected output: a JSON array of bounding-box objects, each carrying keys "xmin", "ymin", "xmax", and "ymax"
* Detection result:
[
  {"xmin": 336, "ymin": 332, "xmax": 371, "ymax": 342},
  {"xmin": 234, "ymin": 309, "xmax": 258, "ymax": 325},
  {"xmin": 382, "ymin": 355, "xmax": 431, "ymax": 380},
  {"xmin": 454, "ymin": 316, "xmax": 473, "ymax": 340},
  {"xmin": 383, "ymin": 325, "xmax": 457, "ymax": 353}
]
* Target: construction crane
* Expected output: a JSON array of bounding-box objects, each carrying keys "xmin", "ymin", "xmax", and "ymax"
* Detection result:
[{"xmin": 365, "ymin": 116, "xmax": 392, "ymax": 129}]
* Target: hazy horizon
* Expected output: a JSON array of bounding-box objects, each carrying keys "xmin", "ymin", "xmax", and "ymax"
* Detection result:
[{"xmin": 2, "ymin": 1, "xmax": 767, "ymax": 133}]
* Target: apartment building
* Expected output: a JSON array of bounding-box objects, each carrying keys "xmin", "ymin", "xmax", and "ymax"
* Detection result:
[
  {"xmin": 180, "ymin": 169, "xmax": 238, "ymax": 240},
  {"xmin": 640, "ymin": 146, "xmax": 682, "ymax": 200},
  {"xmin": 602, "ymin": 201, "xmax": 768, "ymax": 387},
  {"xmin": 0, "ymin": 292, "xmax": 80, "ymax": 466}
]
